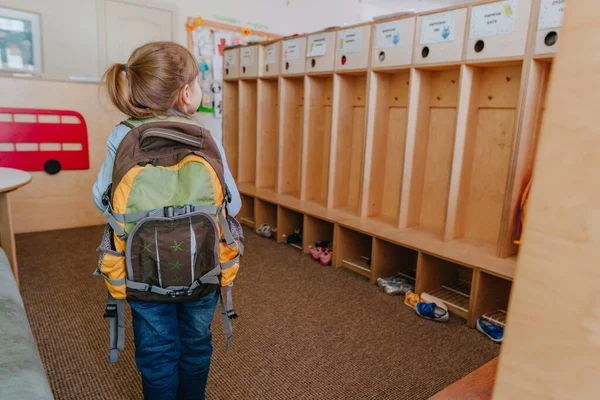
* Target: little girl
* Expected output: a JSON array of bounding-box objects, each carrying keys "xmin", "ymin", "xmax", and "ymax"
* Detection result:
[{"xmin": 92, "ymin": 42, "xmax": 241, "ymax": 400}]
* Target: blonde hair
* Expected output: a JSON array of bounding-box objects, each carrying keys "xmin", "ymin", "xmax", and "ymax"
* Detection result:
[{"xmin": 103, "ymin": 41, "xmax": 198, "ymax": 119}]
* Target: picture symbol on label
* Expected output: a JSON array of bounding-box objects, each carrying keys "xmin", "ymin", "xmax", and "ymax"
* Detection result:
[
  {"xmin": 392, "ymin": 33, "xmax": 400, "ymax": 45},
  {"xmin": 441, "ymin": 26, "xmax": 451, "ymax": 39}
]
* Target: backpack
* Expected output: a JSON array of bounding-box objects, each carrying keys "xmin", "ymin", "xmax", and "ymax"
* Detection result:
[{"xmin": 94, "ymin": 116, "xmax": 243, "ymax": 363}]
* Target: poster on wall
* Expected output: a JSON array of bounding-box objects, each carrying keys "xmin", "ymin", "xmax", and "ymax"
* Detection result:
[
  {"xmin": 0, "ymin": 8, "xmax": 42, "ymax": 75},
  {"xmin": 0, "ymin": 108, "xmax": 89, "ymax": 175}
]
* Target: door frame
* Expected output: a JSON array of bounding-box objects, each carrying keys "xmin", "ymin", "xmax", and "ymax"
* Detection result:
[{"xmin": 96, "ymin": 0, "xmax": 180, "ymax": 74}]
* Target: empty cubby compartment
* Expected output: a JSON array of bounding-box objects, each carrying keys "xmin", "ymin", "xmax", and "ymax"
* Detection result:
[
  {"xmin": 405, "ymin": 68, "xmax": 460, "ymax": 236},
  {"xmin": 370, "ymin": 238, "xmax": 418, "ymax": 285},
  {"xmin": 303, "ymin": 75, "xmax": 333, "ymax": 206},
  {"xmin": 238, "ymin": 194, "xmax": 255, "ymax": 228},
  {"xmin": 365, "ymin": 70, "xmax": 410, "ymax": 226},
  {"xmin": 331, "ymin": 73, "xmax": 368, "ymax": 215},
  {"xmin": 279, "ymin": 77, "xmax": 305, "ymax": 198},
  {"xmin": 416, "ymin": 253, "xmax": 473, "ymax": 320},
  {"xmin": 302, "ymin": 215, "xmax": 334, "ymax": 254},
  {"xmin": 256, "ymin": 78, "xmax": 279, "ymax": 191},
  {"xmin": 254, "ymin": 199, "xmax": 278, "ymax": 239},
  {"xmin": 238, "ymin": 79, "xmax": 258, "ymax": 185},
  {"xmin": 452, "ymin": 64, "xmax": 523, "ymax": 249},
  {"xmin": 223, "ymin": 80, "xmax": 239, "ymax": 180},
  {"xmin": 277, "ymin": 206, "xmax": 304, "ymax": 248},
  {"xmin": 335, "ymin": 225, "xmax": 373, "ymax": 279}
]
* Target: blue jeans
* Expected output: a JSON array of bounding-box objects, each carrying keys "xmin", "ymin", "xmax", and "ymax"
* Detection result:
[{"xmin": 129, "ymin": 291, "xmax": 218, "ymax": 400}]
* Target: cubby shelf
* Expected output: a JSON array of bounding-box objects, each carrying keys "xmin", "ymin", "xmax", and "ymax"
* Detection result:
[{"xmin": 222, "ymin": 0, "xmax": 561, "ymax": 334}]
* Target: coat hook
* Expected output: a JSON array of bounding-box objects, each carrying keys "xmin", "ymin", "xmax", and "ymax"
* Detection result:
[
  {"xmin": 437, "ymin": 96, "xmax": 441, "ymax": 101},
  {"xmin": 488, "ymin": 95, "xmax": 493, "ymax": 100},
  {"xmin": 506, "ymin": 77, "xmax": 511, "ymax": 82},
  {"xmin": 451, "ymin": 80, "xmax": 455, "ymax": 84}
]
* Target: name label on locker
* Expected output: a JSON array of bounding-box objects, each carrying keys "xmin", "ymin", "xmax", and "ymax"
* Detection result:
[
  {"xmin": 265, "ymin": 45, "xmax": 277, "ymax": 65},
  {"xmin": 470, "ymin": 0, "xmax": 517, "ymax": 39},
  {"xmin": 225, "ymin": 51, "xmax": 236, "ymax": 67},
  {"xmin": 307, "ymin": 34, "xmax": 328, "ymax": 57},
  {"xmin": 420, "ymin": 11, "xmax": 457, "ymax": 45},
  {"xmin": 538, "ymin": 0, "xmax": 565, "ymax": 30},
  {"xmin": 375, "ymin": 20, "xmax": 402, "ymax": 49},
  {"xmin": 283, "ymin": 39, "xmax": 301, "ymax": 60},
  {"xmin": 241, "ymin": 47, "xmax": 254, "ymax": 66},
  {"xmin": 338, "ymin": 28, "xmax": 362, "ymax": 54}
]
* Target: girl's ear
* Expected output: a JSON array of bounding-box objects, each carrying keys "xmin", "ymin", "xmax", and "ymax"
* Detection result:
[{"xmin": 179, "ymin": 83, "xmax": 192, "ymax": 106}]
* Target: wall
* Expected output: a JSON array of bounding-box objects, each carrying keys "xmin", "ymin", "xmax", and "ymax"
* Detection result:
[
  {"xmin": 0, "ymin": 0, "xmax": 363, "ymax": 80},
  {"xmin": 0, "ymin": 0, "xmax": 362, "ymax": 139}
]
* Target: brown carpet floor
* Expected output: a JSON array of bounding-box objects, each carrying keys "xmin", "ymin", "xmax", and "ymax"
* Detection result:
[{"xmin": 17, "ymin": 226, "xmax": 499, "ymax": 400}]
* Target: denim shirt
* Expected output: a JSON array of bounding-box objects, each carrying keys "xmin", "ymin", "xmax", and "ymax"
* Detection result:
[{"xmin": 92, "ymin": 123, "xmax": 241, "ymax": 216}]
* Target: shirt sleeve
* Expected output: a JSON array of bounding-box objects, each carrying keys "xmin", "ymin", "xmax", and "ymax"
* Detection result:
[
  {"xmin": 213, "ymin": 138, "xmax": 242, "ymax": 217},
  {"xmin": 92, "ymin": 124, "xmax": 131, "ymax": 211}
]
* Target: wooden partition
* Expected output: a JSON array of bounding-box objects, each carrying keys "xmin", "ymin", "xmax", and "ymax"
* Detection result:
[
  {"xmin": 362, "ymin": 70, "xmax": 410, "ymax": 226},
  {"xmin": 238, "ymin": 79, "xmax": 258, "ymax": 185},
  {"xmin": 446, "ymin": 63, "xmax": 523, "ymax": 253},
  {"xmin": 222, "ymin": 80, "xmax": 239, "ymax": 180},
  {"xmin": 416, "ymin": 253, "xmax": 474, "ymax": 320},
  {"xmin": 256, "ymin": 78, "xmax": 279, "ymax": 191},
  {"xmin": 302, "ymin": 75, "xmax": 333, "ymax": 206},
  {"xmin": 329, "ymin": 73, "xmax": 367, "ymax": 215},
  {"xmin": 402, "ymin": 68, "xmax": 460, "ymax": 238},
  {"xmin": 278, "ymin": 77, "xmax": 305, "ymax": 198}
]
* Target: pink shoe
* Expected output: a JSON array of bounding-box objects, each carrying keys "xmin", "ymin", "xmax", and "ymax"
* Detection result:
[
  {"xmin": 311, "ymin": 246, "xmax": 324, "ymax": 261},
  {"xmin": 320, "ymin": 249, "xmax": 332, "ymax": 266}
]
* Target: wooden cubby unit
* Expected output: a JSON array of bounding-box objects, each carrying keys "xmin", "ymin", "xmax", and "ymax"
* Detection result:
[
  {"xmin": 335, "ymin": 225, "xmax": 372, "ymax": 279},
  {"xmin": 254, "ymin": 199, "xmax": 278, "ymax": 237},
  {"xmin": 302, "ymin": 215, "xmax": 334, "ymax": 254},
  {"xmin": 370, "ymin": 238, "xmax": 417, "ymax": 285},
  {"xmin": 256, "ymin": 78, "xmax": 279, "ymax": 191},
  {"xmin": 329, "ymin": 73, "xmax": 368, "ymax": 215},
  {"xmin": 415, "ymin": 253, "xmax": 474, "ymax": 320},
  {"xmin": 223, "ymin": 80, "xmax": 239, "ymax": 180},
  {"xmin": 238, "ymin": 194, "xmax": 255, "ymax": 228},
  {"xmin": 238, "ymin": 79, "xmax": 258, "ymax": 185},
  {"xmin": 469, "ymin": 270, "xmax": 512, "ymax": 329},
  {"xmin": 277, "ymin": 206, "xmax": 304, "ymax": 247},
  {"xmin": 363, "ymin": 70, "xmax": 410, "ymax": 226},
  {"xmin": 278, "ymin": 77, "xmax": 305, "ymax": 198},
  {"xmin": 302, "ymin": 75, "xmax": 333, "ymax": 206},
  {"xmin": 402, "ymin": 68, "xmax": 460, "ymax": 237},
  {"xmin": 446, "ymin": 63, "xmax": 523, "ymax": 254}
]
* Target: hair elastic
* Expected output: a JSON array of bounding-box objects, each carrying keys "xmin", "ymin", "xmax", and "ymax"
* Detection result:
[{"xmin": 123, "ymin": 63, "xmax": 129, "ymax": 72}]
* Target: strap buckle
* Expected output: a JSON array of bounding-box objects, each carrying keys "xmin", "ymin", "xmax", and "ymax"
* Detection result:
[
  {"xmin": 168, "ymin": 288, "xmax": 192, "ymax": 298},
  {"xmin": 226, "ymin": 309, "xmax": 238, "ymax": 319},
  {"xmin": 164, "ymin": 206, "xmax": 174, "ymax": 217},
  {"xmin": 103, "ymin": 305, "xmax": 117, "ymax": 319}
]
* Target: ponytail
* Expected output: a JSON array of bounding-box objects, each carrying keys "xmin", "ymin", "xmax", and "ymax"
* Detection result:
[{"xmin": 102, "ymin": 42, "xmax": 199, "ymax": 119}]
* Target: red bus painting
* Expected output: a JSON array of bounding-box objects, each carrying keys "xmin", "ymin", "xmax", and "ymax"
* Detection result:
[{"xmin": 0, "ymin": 107, "xmax": 89, "ymax": 174}]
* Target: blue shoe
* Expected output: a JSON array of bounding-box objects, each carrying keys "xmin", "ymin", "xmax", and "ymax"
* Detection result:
[
  {"xmin": 416, "ymin": 301, "xmax": 449, "ymax": 322},
  {"xmin": 477, "ymin": 318, "xmax": 504, "ymax": 343}
]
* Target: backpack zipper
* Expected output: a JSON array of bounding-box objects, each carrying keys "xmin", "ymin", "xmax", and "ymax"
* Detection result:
[{"xmin": 142, "ymin": 129, "xmax": 203, "ymax": 147}]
